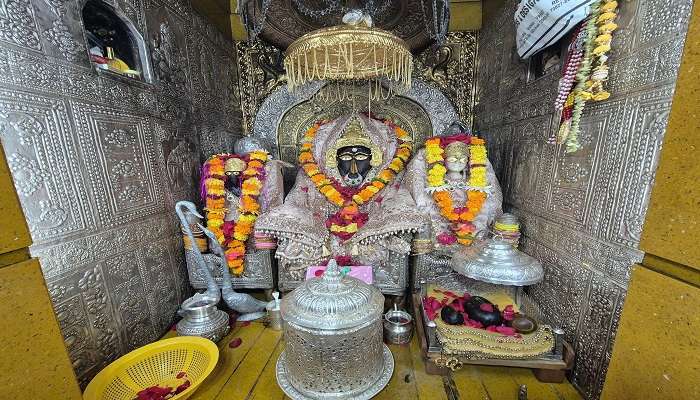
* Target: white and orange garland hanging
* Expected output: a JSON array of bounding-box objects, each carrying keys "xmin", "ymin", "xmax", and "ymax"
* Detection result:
[
  {"xmin": 201, "ymin": 151, "xmax": 268, "ymax": 275},
  {"xmin": 298, "ymin": 118, "xmax": 413, "ymax": 241},
  {"xmin": 552, "ymin": 0, "xmax": 618, "ymax": 152},
  {"xmin": 425, "ymin": 134, "xmax": 488, "ymax": 246}
]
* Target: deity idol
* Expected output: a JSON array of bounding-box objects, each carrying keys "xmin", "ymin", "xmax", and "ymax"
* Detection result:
[
  {"xmin": 255, "ymin": 114, "xmax": 426, "ymax": 292},
  {"xmin": 182, "ymin": 137, "xmax": 284, "ymax": 290},
  {"xmin": 404, "ymin": 123, "xmax": 502, "ymax": 264}
]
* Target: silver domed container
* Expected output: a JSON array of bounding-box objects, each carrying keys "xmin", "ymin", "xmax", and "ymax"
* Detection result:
[
  {"xmin": 276, "ymin": 260, "xmax": 394, "ymax": 400},
  {"xmin": 451, "ymin": 238, "xmax": 544, "ymax": 286}
]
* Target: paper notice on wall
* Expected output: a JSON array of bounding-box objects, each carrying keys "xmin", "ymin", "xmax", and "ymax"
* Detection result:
[{"xmin": 515, "ymin": 0, "xmax": 595, "ymax": 59}]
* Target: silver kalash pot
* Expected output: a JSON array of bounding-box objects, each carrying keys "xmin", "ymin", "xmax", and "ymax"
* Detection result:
[
  {"xmin": 276, "ymin": 260, "xmax": 394, "ymax": 400},
  {"xmin": 176, "ymin": 293, "xmax": 230, "ymax": 342}
]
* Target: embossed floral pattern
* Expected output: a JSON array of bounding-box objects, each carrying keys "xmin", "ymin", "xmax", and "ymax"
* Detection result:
[{"xmin": 104, "ymin": 128, "xmax": 136, "ymax": 148}]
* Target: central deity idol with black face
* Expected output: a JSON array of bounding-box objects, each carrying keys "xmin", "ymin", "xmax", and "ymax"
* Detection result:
[{"xmin": 255, "ymin": 114, "xmax": 425, "ymax": 290}]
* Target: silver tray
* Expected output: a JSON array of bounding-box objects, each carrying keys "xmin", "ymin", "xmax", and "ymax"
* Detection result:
[{"xmin": 276, "ymin": 345, "xmax": 395, "ymax": 400}]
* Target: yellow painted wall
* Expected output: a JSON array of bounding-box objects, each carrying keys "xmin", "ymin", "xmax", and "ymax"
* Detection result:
[
  {"xmin": 0, "ymin": 259, "xmax": 83, "ymax": 399},
  {"xmin": 0, "ymin": 145, "xmax": 31, "ymax": 255},
  {"xmin": 603, "ymin": 1, "xmax": 700, "ymax": 398},
  {"xmin": 601, "ymin": 266, "xmax": 700, "ymax": 399},
  {"xmin": 449, "ymin": 1, "xmax": 483, "ymax": 31},
  {"xmin": 639, "ymin": 0, "xmax": 700, "ymax": 270},
  {"xmin": 0, "ymin": 135, "xmax": 81, "ymax": 398}
]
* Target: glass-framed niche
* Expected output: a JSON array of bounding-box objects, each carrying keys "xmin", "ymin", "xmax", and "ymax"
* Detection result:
[{"xmin": 81, "ymin": 0, "xmax": 153, "ymax": 83}]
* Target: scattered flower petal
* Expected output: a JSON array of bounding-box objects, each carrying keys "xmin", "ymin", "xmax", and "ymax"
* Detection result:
[
  {"xmin": 229, "ymin": 338, "xmax": 243, "ymax": 348},
  {"xmin": 479, "ymin": 303, "xmax": 494, "ymax": 312},
  {"xmin": 174, "ymin": 380, "xmax": 191, "ymax": 394}
]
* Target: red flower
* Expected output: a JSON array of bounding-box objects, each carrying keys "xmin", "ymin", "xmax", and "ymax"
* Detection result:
[
  {"xmin": 495, "ymin": 326, "xmax": 518, "ymax": 336},
  {"xmin": 437, "ymin": 232, "xmax": 457, "ymax": 245},
  {"xmin": 423, "ymin": 297, "xmax": 443, "ymax": 321},
  {"xmin": 136, "ymin": 385, "xmax": 173, "ymax": 400},
  {"xmin": 479, "ymin": 303, "xmax": 494, "ymax": 312},
  {"xmin": 440, "ymin": 134, "xmax": 472, "ymax": 147},
  {"xmin": 502, "ymin": 305, "xmax": 515, "ymax": 321},
  {"xmin": 222, "ymin": 220, "xmax": 236, "ymax": 238},
  {"xmin": 176, "ymin": 372, "xmax": 187, "ymax": 379},
  {"xmin": 174, "ymin": 380, "xmax": 191, "ymax": 394},
  {"xmin": 465, "ymin": 319, "xmax": 483, "ymax": 328}
]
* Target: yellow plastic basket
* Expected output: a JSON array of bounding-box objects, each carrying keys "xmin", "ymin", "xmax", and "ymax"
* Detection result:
[{"xmin": 83, "ymin": 336, "xmax": 219, "ymax": 400}]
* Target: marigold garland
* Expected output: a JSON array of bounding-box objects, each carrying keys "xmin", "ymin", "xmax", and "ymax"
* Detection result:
[
  {"xmin": 201, "ymin": 151, "xmax": 268, "ymax": 275},
  {"xmin": 299, "ymin": 117, "xmax": 412, "ymax": 240},
  {"xmin": 426, "ymin": 135, "xmax": 488, "ymax": 246},
  {"xmin": 555, "ymin": 0, "xmax": 618, "ymax": 153}
]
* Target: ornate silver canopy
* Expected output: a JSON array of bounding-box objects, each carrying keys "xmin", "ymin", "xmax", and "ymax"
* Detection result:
[
  {"xmin": 280, "ymin": 260, "xmax": 384, "ymax": 330},
  {"xmin": 451, "ymin": 239, "xmax": 544, "ymax": 286}
]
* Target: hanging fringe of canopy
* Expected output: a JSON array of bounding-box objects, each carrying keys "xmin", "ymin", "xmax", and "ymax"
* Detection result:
[{"xmin": 284, "ymin": 24, "xmax": 413, "ymax": 95}]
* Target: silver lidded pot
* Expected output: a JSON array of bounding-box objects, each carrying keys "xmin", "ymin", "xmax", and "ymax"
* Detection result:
[
  {"xmin": 176, "ymin": 293, "xmax": 230, "ymax": 342},
  {"xmin": 451, "ymin": 238, "xmax": 544, "ymax": 286},
  {"xmin": 384, "ymin": 305, "xmax": 413, "ymax": 345},
  {"xmin": 276, "ymin": 260, "xmax": 394, "ymax": 400}
]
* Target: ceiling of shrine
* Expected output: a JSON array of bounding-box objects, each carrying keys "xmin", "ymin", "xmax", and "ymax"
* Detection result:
[{"xmin": 192, "ymin": 0, "xmax": 482, "ymax": 48}]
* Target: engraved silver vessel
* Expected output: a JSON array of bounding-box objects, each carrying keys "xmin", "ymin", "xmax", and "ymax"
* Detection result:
[
  {"xmin": 383, "ymin": 306, "xmax": 413, "ymax": 345},
  {"xmin": 176, "ymin": 293, "xmax": 230, "ymax": 342},
  {"xmin": 276, "ymin": 260, "xmax": 394, "ymax": 400},
  {"xmin": 451, "ymin": 238, "xmax": 544, "ymax": 286}
]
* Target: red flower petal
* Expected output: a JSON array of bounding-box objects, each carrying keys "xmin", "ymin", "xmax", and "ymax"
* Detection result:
[
  {"xmin": 174, "ymin": 380, "xmax": 191, "ymax": 394},
  {"xmin": 314, "ymin": 269, "xmax": 324, "ymax": 277},
  {"xmin": 229, "ymin": 338, "xmax": 243, "ymax": 348},
  {"xmin": 240, "ymin": 321, "xmax": 250, "ymax": 327},
  {"xmin": 495, "ymin": 326, "xmax": 518, "ymax": 336},
  {"xmin": 176, "ymin": 371, "xmax": 187, "ymax": 379},
  {"xmin": 479, "ymin": 303, "xmax": 494, "ymax": 312}
]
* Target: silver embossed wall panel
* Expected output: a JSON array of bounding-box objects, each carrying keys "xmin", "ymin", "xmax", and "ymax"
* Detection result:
[
  {"xmin": 0, "ymin": 0, "xmax": 242, "ymax": 387},
  {"xmin": 474, "ymin": 0, "xmax": 691, "ymax": 398}
]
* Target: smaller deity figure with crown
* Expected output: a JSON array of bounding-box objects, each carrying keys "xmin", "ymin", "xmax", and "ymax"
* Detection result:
[
  {"xmin": 403, "ymin": 122, "xmax": 503, "ymax": 283},
  {"xmin": 180, "ymin": 137, "xmax": 284, "ymax": 292}
]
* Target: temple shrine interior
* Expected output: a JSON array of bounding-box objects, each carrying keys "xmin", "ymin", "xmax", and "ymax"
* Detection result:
[{"xmin": 0, "ymin": 1, "xmax": 698, "ymax": 400}]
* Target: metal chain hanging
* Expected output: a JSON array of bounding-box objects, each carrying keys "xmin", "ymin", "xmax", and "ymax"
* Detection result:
[
  {"xmin": 241, "ymin": 0, "xmax": 273, "ymax": 42},
  {"xmin": 291, "ymin": 0, "xmax": 342, "ymax": 18},
  {"xmin": 420, "ymin": 0, "xmax": 450, "ymax": 45},
  {"xmin": 292, "ymin": 0, "xmax": 392, "ymax": 20}
]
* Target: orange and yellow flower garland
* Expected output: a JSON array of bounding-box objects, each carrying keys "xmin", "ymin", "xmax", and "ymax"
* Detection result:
[
  {"xmin": 299, "ymin": 118, "xmax": 413, "ymax": 240},
  {"xmin": 426, "ymin": 135, "xmax": 488, "ymax": 246},
  {"xmin": 201, "ymin": 151, "xmax": 268, "ymax": 274}
]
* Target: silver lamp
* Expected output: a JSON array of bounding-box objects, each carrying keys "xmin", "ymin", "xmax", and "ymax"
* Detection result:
[{"xmin": 451, "ymin": 238, "xmax": 544, "ymax": 286}]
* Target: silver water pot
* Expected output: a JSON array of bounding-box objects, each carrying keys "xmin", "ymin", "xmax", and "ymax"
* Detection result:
[
  {"xmin": 176, "ymin": 293, "xmax": 230, "ymax": 342},
  {"xmin": 383, "ymin": 306, "xmax": 413, "ymax": 345}
]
